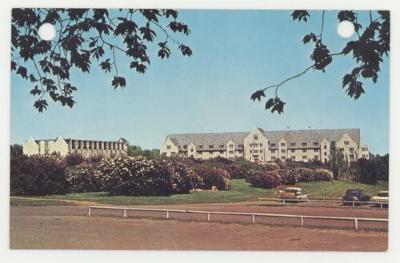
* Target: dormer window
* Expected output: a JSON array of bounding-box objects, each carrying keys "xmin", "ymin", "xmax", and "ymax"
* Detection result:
[
  {"xmin": 344, "ymin": 141, "xmax": 350, "ymax": 145},
  {"xmin": 302, "ymin": 142, "xmax": 307, "ymax": 146},
  {"xmin": 281, "ymin": 142, "xmax": 286, "ymax": 147},
  {"xmin": 229, "ymin": 144, "xmax": 234, "ymax": 148},
  {"xmin": 313, "ymin": 142, "xmax": 319, "ymax": 146},
  {"xmin": 209, "ymin": 145, "xmax": 214, "ymax": 149},
  {"xmin": 290, "ymin": 143, "xmax": 296, "ymax": 147},
  {"xmin": 167, "ymin": 145, "xmax": 171, "ymax": 150},
  {"xmin": 254, "ymin": 135, "xmax": 258, "ymax": 140}
]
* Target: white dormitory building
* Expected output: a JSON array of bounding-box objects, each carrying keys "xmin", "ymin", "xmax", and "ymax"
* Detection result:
[
  {"xmin": 160, "ymin": 128, "xmax": 369, "ymax": 163},
  {"xmin": 23, "ymin": 136, "xmax": 128, "ymax": 157}
]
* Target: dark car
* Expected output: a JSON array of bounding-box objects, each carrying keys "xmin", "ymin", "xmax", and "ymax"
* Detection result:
[{"xmin": 342, "ymin": 189, "xmax": 370, "ymax": 205}]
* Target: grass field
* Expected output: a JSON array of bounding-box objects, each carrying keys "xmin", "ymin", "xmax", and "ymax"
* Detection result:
[{"xmin": 11, "ymin": 179, "xmax": 388, "ymax": 206}]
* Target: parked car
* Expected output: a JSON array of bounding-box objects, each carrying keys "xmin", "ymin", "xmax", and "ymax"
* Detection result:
[
  {"xmin": 371, "ymin": 191, "xmax": 389, "ymax": 207},
  {"xmin": 342, "ymin": 189, "xmax": 370, "ymax": 205},
  {"xmin": 278, "ymin": 187, "xmax": 309, "ymax": 202}
]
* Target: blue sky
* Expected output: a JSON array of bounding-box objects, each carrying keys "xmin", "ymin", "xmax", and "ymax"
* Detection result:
[{"xmin": 10, "ymin": 10, "xmax": 389, "ymax": 154}]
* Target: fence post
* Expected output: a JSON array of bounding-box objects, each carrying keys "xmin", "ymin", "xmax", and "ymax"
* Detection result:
[
  {"xmin": 283, "ymin": 199, "xmax": 286, "ymax": 206},
  {"xmin": 207, "ymin": 212, "xmax": 210, "ymax": 221},
  {"xmin": 354, "ymin": 218, "xmax": 359, "ymax": 230},
  {"xmin": 88, "ymin": 206, "xmax": 91, "ymax": 217},
  {"xmin": 252, "ymin": 214, "xmax": 255, "ymax": 224},
  {"xmin": 166, "ymin": 210, "xmax": 170, "ymax": 219},
  {"xmin": 380, "ymin": 202, "xmax": 383, "ymax": 209},
  {"xmin": 352, "ymin": 201, "xmax": 355, "ymax": 208},
  {"xmin": 123, "ymin": 209, "xmax": 127, "ymax": 218},
  {"xmin": 300, "ymin": 217, "xmax": 304, "ymax": 227}
]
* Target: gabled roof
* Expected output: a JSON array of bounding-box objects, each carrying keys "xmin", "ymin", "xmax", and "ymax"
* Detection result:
[
  {"xmin": 263, "ymin": 128, "xmax": 360, "ymax": 147},
  {"xmin": 165, "ymin": 128, "xmax": 361, "ymax": 151},
  {"xmin": 166, "ymin": 132, "xmax": 247, "ymax": 151}
]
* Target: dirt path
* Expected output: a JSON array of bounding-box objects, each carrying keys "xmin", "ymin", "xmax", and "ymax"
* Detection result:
[{"xmin": 10, "ymin": 205, "xmax": 387, "ymax": 250}]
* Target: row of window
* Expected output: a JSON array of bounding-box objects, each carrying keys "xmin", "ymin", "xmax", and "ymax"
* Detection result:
[
  {"xmin": 197, "ymin": 150, "xmax": 242, "ymax": 155},
  {"xmin": 71, "ymin": 141, "xmax": 123, "ymax": 150}
]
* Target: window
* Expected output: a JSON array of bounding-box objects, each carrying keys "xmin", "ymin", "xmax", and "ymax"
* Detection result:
[
  {"xmin": 324, "ymin": 152, "xmax": 327, "ymax": 156},
  {"xmin": 229, "ymin": 144, "xmax": 234, "ymax": 148},
  {"xmin": 339, "ymin": 148, "xmax": 344, "ymax": 152},
  {"xmin": 103, "ymin": 142, "xmax": 107, "ymax": 150},
  {"xmin": 190, "ymin": 148, "xmax": 194, "ymax": 153},
  {"xmin": 271, "ymin": 149, "xmax": 276, "ymax": 153},
  {"xmin": 259, "ymin": 143, "xmax": 263, "ymax": 147},
  {"xmin": 281, "ymin": 142, "xmax": 286, "ymax": 147},
  {"xmin": 229, "ymin": 150, "xmax": 234, "ymax": 154},
  {"xmin": 83, "ymin": 141, "xmax": 87, "ymax": 149},
  {"xmin": 260, "ymin": 150, "xmax": 263, "ymax": 153},
  {"xmin": 198, "ymin": 145, "xmax": 203, "ymax": 149},
  {"xmin": 281, "ymin": 156, "xmax": 286, "ymax": 159},
  {"xmin": 302, "ymin": 149, "xmax": 307, "ymax": 153},
  {"xmin": 94, "ymin": 142, "xmax": 97, "ymax": 150},
  {"xmin": 281, "ymin": 149, "xmax": 286, "ymax": 153},
  {"xmin": 254, "ymin": 135, "xmax": 258, "ymax": 140},
  {"xmin": 314, "ymin": 149, "xmax": 319, "ymax": 153},
  {"xmin": 314, "ymin": 155, "xmax": 319, "ymax": 160},
  {"xmin": 344, "ymin": 141, "xmax": 349, "ymax": 145},
  {"xmin": 219, "ymin": 151, "xmax": 224, "ymax": 154},
  {"xmin": 291, "ymin": 149, "xmax": 295, "ymax": 153},
  {"xmin": 183, "ymin": 145, "xmax": 188, "ymax": 149},
  {"xmin": 238, "ymin": 144, "xmax": 244, "ymax": 148},
  {"xmin": 362, "ymin": 147, "xmax": 367, "ymax": 151},
  {"xmin": 301, "ymin": 142, "xmax": 307, "ymax": 146},
  {"xmin": 362, "ymin": 154, "xmax": 366, "ymax": 158},
  {"xmin": 323, "ymin": 144, "xmax": 327, "ymax": 150},
  {"xmin": 313, "ymin": 142, "xmax": 318, "ymax": 146},
  {"xmin": 167, "ymin": 145, "xmax": 171, "ymax": 150},
  {"xmin": 290, "ymin": 156, "xmax": 295, "ymax": 161},
  {"xmin": 290, "ymin": 143, "xmax": 296, "ymax": 147},
  {"xmin": 219, "ymin": 144, "xmax": 224, "ymax": 148},
  {"xmin": 270, "ymin": 143, "xmax": 276, "ymax": 147},
  {"xmin": 349, "ymin": 147, "xmax": 354, "ymax": 152},
  {"xmin": 253, "ymin": 150, "xmax": 258, "ymax": 153},
  {"xmin": 209, "ymin": 145, "xmax": 214, "ymax": 149},
  {"xmin": 99, "ymin": 142, "xmax": 102, "ymax": 150},
  {"xmin": 271, "ymin": 156, "xmax": 276, "ymax": 161},
  {"xmin": 198, "ymin": 151, "xmax": 202, "ymax": 155},
  {"xmin": 302, "ymin": 155, "xmax": 307, "ymax": 159},
  {"xmin": 209, "ymin": 151, "xmax": 213, "ymax": 154},
  {"xmin": 250, "ymin": 150, "xmax": 253, "ymax": 153},
  {"xmin": 349, "ymin": 154, "xmax": 354, "ymax": 159},
  {"xmin": 72, "ymin": 140, "xmax": 76, "ymax": 149},
  {"xmin": 324, "ymin": 158, "xmax": 328, "ymax": 162}
]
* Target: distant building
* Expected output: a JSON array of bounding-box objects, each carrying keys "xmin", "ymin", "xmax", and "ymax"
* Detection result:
[
  {"xmin": 160, "ymin": 128, "xmax": 369, "ymax": 163},
  {"xmin": 23, "ymin": 136, "xmax": 128, "ymax": 157}
]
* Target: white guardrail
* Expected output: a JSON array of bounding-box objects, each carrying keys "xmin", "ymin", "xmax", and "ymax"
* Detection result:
[
  {"xmin": 257, "ymin": 198, "xmax": 389, "ymax": 208},
  {"xmin": 87, "ymin": 206, "xmax": 387, "ymax": 230}
]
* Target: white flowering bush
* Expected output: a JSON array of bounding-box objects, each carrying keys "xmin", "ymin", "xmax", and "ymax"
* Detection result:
[
  {"xmin": 97, "ymin": 156, "xmax": 190, "ymax": 196},
  {"xmin": 65, "ymin": 165, "xmax": 101, "ymax": 192}
]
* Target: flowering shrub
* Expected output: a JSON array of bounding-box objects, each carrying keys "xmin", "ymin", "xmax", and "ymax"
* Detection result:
[
  {"xmin": 97, "ymin": 156, "xmax": 174, "ymax": 196},
  {"xmin": 194, "ymin": 166, "xmax": 231, "ymax": 190},
  {"xmin": 65, "ymin": 153, "xmax": 84, "ymax": 166},
  {"xmin": 246, "ymin": 167, "xmax": 333, "ymax": 189},
  {"xmin": 11, "ymin": 154, "xmax": 68, "ymax": 195},
  {"xmin": 65, "ymin": 165, "xmax": 101, "ymax": 192},
  {"xmin": 245, "ymin": 170, "xmax": 282, "ymax": 188},
  {"xmin": 158, "ymin": 159, "xmax": 202, "ymax": 194},
  {"xmin": 313, "ymin": 168, "xmax": 334, "ymax": 181}
]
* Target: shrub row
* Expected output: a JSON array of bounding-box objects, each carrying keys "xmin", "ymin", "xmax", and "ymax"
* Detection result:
[
  {"xmin": 246, "ymin": 167, "xmax": 333, "ymax": 189},
  {"xmin": 10, "ymin": 154, "xmax": 232, "ymax": 196}
]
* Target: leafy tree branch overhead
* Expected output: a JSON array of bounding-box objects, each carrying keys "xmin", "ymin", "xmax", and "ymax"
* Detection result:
[
  {"xmin": 11, "ymin": 8, "xmax": 192, "ymax": 112},
  {"xmin": 251, "ymin": 10, "xmax": 390, "ymax": 114}
]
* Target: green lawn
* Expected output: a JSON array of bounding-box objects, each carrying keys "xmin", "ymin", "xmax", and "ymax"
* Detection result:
[{"xmin": 12, "ymin": 179, "xmax": 388, "ymax": 206}]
